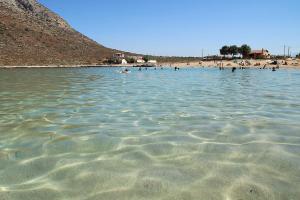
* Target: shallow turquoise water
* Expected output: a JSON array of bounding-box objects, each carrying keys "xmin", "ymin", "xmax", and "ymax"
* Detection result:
[{"xmin": 0, "ymin": 67, "xmax": 300, "ymax": 200}]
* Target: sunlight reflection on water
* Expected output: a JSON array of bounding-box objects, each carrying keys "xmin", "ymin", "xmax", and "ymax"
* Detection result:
[{"xmin": 0, "ymin": 67, "xmax": 300, "ymax": 200}]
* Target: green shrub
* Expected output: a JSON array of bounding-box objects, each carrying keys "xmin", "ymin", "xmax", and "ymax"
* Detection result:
[
  {"xmin": 126, "ymin": 57, "xmax": 136, "ymax": 64},
  {"xmin": 0, "ymin": 23, "xmax": 5, "ymax": 34},
  {"xmin": 106, "ymin": 58, "xmax": 121, "ymax": 64},
  {"xmin": 143, "ymin": 55, "xmax": 150, "ymax": 62}
]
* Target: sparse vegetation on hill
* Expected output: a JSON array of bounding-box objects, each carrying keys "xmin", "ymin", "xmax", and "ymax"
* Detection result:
[
  {"xmin": 0, "ymin": 22, "xmax": 5, "ymax": 34},
  {"xmin": 16, "ymin": 0, "xmax": 34, "ymax": 11},
  {"xmin": 0, "ymin": 0, "xmax": 120, "ymax": 66}
]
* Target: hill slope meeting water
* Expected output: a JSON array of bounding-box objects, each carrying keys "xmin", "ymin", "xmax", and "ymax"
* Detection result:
[{"xmin": 0, "ymin": 0, "xmax": 120, "ymax": 66}]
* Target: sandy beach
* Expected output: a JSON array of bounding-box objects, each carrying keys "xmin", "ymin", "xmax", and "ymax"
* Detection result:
[
  {"xmin": 1, "ymin": 59, "xmax": 300, "ymax": 69},
  {"xmin": 160, "ymin": 59, "xmax": 300, "ymax": 69}
]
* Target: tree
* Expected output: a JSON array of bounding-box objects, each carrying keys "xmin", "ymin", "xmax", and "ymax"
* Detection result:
[
  {"xmin": 239, "ymin": 44, "xmax": 251, "ymax": 58},
  {"xmin": 229, "ymin": 45, "xmax": 239, "ymax": 57},
  {"xmin": 296, "ymin": 53, "xmax": 300, "ymax": 58},
  {"xmin": 126, "ymin": 57, "xmax": 136, "ymax": 64},
  {"xmin": 220, "ymin": 46, "xmax": 230, "ymax": 57},
  {"xmin": 143, "ymin": 55, "xmax": 150, "ymax": 62}
]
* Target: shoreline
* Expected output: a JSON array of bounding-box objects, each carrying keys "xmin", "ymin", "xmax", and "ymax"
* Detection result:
[{"xmin": 1, "ymin": 59, "xmax": 300, "ymax": 69}]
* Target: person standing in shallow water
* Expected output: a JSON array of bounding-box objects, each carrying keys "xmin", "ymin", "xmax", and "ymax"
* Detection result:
[{"xmin": 232, "ymin": 67, "xmax": 237, "ymax": 72}]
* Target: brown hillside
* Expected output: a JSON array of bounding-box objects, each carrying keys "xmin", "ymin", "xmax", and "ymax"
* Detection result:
[{"xmin": 0, "ymin": 0, "xmax": 118, "ymax": 66}]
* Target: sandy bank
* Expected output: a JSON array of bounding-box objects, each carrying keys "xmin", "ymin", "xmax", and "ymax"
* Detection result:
[
  {"xmin": 160, "ymin": 59, "xmax": 300, "ymax": 69},
  {"xmin": 1, "ymin": 59, "xmax": 300, "ymax": 69}
]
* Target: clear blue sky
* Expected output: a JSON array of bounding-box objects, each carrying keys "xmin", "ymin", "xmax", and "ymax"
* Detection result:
[{"xmin": 39, "ymin": 0, "xmax": 300, "ymax": 56}]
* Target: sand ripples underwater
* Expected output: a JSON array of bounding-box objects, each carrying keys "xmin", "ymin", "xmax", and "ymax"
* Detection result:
[{"xmin": 0, "ymin": 67, "xmax": 300, "ymax": 200}]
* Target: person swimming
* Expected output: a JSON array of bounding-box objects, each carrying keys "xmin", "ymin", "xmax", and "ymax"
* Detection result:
[{"xmin": 121, "ymin": 68, "xmax": 130, "ymax": 74}]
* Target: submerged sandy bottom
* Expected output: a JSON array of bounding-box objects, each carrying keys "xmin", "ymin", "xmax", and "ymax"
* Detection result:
[{"xmin": 0, "ymin": 67, "xmax": 300, "ymax": 200}]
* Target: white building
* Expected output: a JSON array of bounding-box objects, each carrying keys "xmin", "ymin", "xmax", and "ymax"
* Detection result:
[
  {"xmin": 148, "ymin": 60, "xmax": 157, "ymax": 64},
  {"xmin": 136, "ymin": 59, "xmax": 145, "ymax": 63},
  {"xmin": 121, "ymin": 59, "xmax": 127, "ymax": 65}
]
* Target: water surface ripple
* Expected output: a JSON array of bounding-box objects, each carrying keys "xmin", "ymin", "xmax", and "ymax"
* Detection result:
[{"xmin": 0, "ymin": 67, "xmax": 300, "ymax": 200}]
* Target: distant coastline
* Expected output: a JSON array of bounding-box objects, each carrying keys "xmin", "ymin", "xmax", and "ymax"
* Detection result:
[{"xmin": 1, "ymin": 59, "xmax": 300, "ymax": 69}]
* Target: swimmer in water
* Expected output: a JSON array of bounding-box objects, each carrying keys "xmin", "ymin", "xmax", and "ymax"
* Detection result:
[{"xmin": 121, "ymin": 68, "xmax": 130, "ymax": 74}]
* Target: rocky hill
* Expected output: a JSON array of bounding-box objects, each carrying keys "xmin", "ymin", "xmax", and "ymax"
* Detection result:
[{"xmin": 0, "ymin": 0, "xmax": 118, "ymax": 66}]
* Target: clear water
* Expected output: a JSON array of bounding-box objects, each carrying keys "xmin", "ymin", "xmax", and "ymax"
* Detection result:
[{"xmin": 0, "ymin": 67, "xmax": 300, "ymax": 200}]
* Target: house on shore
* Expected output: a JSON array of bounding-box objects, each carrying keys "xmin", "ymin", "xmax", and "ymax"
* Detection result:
[
  {"xmin": 249, "ymin": 49, "xmax": 271, "ymax": 59},
  {"xmin": 113, "ymin": 53, "xmax": 125, "ymax": 59}
]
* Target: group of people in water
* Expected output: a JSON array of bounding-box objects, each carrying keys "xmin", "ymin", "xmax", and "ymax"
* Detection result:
[
  {"xmin": 217, "ymin": 60, "xmax": 280, "ymax": 72},
  {"xmin": 220, "ymin": 65, "xmax": 278, "ymax": 72},
  {"xmin": 121, "ymin": 64, "xmax": 279, "ymax": 74}
]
